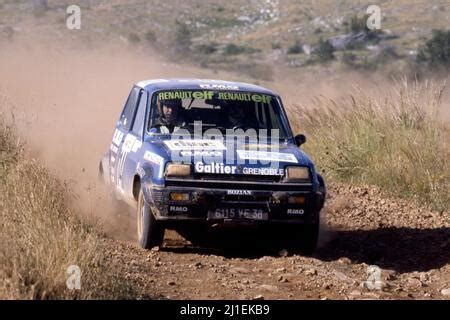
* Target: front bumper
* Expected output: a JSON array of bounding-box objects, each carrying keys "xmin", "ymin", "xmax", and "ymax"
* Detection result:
[{"xmin": 147, "ymin": 178, "xmax": 325, "ymax": 227}]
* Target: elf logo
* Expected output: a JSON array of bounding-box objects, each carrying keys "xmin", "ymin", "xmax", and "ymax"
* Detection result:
[{"xmin": 227, "ymin": 190, "xmax": 252, "ymax": 196}]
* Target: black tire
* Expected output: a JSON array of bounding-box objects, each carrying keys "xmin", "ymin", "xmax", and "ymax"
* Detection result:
[
  {"xmin": 280, "ymin": 221, "xmax": 320, "ymax": 256},
  {"xmin": 297, "ymin": 222, "xmax": 320, "ymax": 255},
  {"xmin": 137, "ymin": 189, "xmax": 164, "ymax": 249},
  {"xmin": 176, "ymin": 226, "xmax": 208, "ymax": 247}
]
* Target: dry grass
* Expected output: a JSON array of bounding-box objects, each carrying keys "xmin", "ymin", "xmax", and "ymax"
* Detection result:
[
  {"xmin": 288, "ymin": 80, "xmax": 449, "ymax": 212},
  {"xmin": 0, "ymin": 119, "xmax": 135, "ymax": 299}
]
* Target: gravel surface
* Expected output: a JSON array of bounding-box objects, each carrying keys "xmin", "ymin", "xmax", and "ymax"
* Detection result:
[{"xmin": 102, "ymin": 183, "xmax": 450, "ymax": 300}]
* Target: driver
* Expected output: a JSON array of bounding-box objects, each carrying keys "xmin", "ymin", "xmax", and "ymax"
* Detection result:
[
  {"xmin": 153, "ymin": 98, "xmax": 186, "ymax": 134},
  {"xmin": 228, "ymin": 106, "xmax": 246, "ymax": 128},
  {"xmin": 223, "ymin": 102, "xmax": 255, "ymax": 129}
]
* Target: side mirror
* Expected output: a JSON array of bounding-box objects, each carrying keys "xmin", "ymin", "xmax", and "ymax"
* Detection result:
[{"xmin": 295, "ymin": 134, "xmax": 306, "ymax": 146}]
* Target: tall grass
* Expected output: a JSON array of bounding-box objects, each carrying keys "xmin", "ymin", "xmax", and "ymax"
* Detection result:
[
  {"xmin": 288, "ymin": 80, "xmax": 449, "ymax": 212},
  {"xmin": 0, "ymin": 119, "xmax": 134, "ymax": 299}
]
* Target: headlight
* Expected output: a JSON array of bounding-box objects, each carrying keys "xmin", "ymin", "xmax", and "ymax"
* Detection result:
[
  {"xmin": 170, "ymin": 192, "xmax": 190, "ymax": 201},
  {"xmin": 288, "ymin": 196, "xmax": 306, "ymax": 204},
  {"xmin": 165, "ymin": 163, "xmax": 191, "ymax": 177},
  {"xmin": 285, "ymin": 167, "xmax": 310, "ymax": 182}
]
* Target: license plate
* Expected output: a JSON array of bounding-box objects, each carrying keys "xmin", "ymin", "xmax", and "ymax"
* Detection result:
[{"xmin": 208, "ymin": 208, "xmax": 268, "ymax": 220}]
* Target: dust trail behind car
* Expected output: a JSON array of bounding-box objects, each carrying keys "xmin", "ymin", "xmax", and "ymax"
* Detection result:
[{"xmin": 0, "ymin": 39, "xmax": 215, "ymax": 239}]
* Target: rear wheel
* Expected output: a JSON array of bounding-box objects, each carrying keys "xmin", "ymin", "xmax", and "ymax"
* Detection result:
[{"xmin": 137, "ymin": 189, "xmax": 164, "ymax": 249}]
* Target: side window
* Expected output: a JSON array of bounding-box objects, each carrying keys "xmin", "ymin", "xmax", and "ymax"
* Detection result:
[
  {"xmin": 266, "ymin": 102, "xmax": 287, "ymax": 137},
  {"xmin": 147, "ymin": 93, "xmax": 159, "ymax": 132},
  {"xmin": 131, "ymin": 91, "xmax": 147, "ymax": 138},
  {"xmin": 120, "ymin": 87, "xmax": 140, "ymax": 131}
]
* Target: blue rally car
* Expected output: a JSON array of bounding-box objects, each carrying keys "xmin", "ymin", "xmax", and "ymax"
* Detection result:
[{"xmin": 99, "ymin": 79, "xmax": 326, "ymax": 254}]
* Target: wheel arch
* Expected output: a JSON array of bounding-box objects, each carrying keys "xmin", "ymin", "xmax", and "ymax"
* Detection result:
[
  {"xmin": 133, "ymin": 163, "xmax": 155, "ymax": 203},
  {"xmin": 132, "ymin": 175, "xmax": 141, "ymax": 201}
]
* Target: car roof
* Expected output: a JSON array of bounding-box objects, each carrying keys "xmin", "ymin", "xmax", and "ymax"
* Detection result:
[{"xmin": 135, "ymin": 78, "xmax": 278, "ymax": 96}]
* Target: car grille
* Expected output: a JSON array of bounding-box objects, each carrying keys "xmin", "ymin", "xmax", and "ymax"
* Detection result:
[
  {"xmin": 194, "ymin": 173, "xmax": 282, "ymax": 183},
  {"xmin": 165, "ymin": 178, "xmax": 312, "ymax": 191},
  {"xmin": 223, "ymin": 194, "xmax": 271, "ymax": 203}
]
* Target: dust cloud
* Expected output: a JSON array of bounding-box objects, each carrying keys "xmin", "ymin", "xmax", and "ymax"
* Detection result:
[{"xmin": 0, "ymin": 38, "xmax": 218, "ymax": 239}]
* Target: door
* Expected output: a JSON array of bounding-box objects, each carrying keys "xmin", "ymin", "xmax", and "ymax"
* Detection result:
[
  {"xmin": 110, "ymin": 86, "xmax": 140, "ymax": 197},
  {"xmin": 120, "ymin": 90, "xmax": 148, "ymax": 202}
]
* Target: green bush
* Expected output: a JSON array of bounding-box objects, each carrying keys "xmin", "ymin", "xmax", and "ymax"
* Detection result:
[
  {"xmin": 315, "ymin": 38, "xmax": 335, "ymax": 62},
  {"xmin": 127, "ymin": 32, "xmax": 140, "ymax": 43},
  {"xmin": 287, "ymin": 41, "xmax": 303, "ymax": 54},
  {"xmin": 144, "ymin": 30, "xmax": 157, "ymax": 43},
  {"xmin": 223, "ymin": 43, "xmax": 246, "ymax": 55},
  {"xmin": 195, "ymin": 43, "xmax": 218, "ymax": 55},
  {"xmin": 417, "ymin": 29, "xmax": 450, "ymax": 68},
  {"xmin": 347, "ymin": 14, "xmax": 370, "ymax": 34},
  {"xmin": 222, "ymin": 43, "xmax": 259, "ymax": 55},
  {"xmin": 271, "ymin": 42, "xmax": 282, "ymax": 50}
]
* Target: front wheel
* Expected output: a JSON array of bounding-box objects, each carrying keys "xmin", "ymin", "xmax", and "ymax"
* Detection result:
[
  {"xmin": 137, "ymin": 189, "xmax": 164, "ymax": 249},
  {"xmin": 296, "ymin": 222, "xmax": 320, "ymax": 255},
  {"xmin": 279, "ymin": 221, "xmax": 320, "ymax": 256}
]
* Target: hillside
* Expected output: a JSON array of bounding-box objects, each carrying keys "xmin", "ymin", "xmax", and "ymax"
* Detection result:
[{"xmin": 1, "ymin": 0, "xmax": 449, "ymax": 78}]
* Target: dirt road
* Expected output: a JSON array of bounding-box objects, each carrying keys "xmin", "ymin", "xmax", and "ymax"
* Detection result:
[
  {"xmin": 1, "ymin": 38, "xmax": 448, "ymax": 300},
  {"xmin": 103, "ymin": 183, "xmax": 449, "ymax": 300}
]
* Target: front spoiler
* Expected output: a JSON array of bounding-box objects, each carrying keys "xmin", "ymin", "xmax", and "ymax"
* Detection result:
[{"xmin": 146, "ymin": 182, "xmax": 325, "ymax": 226}]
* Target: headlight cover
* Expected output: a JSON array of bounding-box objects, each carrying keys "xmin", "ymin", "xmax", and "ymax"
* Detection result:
[
  {"xmin": 285, "ymin": 166, "xmax": 310, "ymax": 182},
  {"xmin": 165, "ymin": 163, "xmax": 192, "ymax": 177}
]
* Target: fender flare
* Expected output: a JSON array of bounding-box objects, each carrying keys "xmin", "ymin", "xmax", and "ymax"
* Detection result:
[
  {"xmin": 316, "ymin": 173, "xmax": 326, "ymax": 210},
  {"xmin": 135, "ymin": 163, "xmax": 156, "ymax": 204},
  {"xmin": 317, "ymin": 174, "xmax": 326, "ymax": 196}
]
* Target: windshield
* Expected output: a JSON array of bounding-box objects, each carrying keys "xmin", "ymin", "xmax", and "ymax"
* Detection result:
[{"xmin": 147, "ymin": 90, "xmax": 290, "ymax": 139}]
